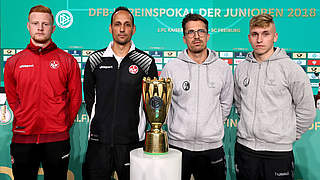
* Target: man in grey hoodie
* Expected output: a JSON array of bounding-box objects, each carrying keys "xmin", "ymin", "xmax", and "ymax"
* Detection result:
[
  {"xmin": 161, "ymin": 13, "xmax": 234, "ymax": 180},
  {"xmin": 234, "ymin": 14, "xmax": 316, "ymax": 180}
]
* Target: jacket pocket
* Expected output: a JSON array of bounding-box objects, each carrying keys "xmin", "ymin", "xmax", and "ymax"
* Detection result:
[
  {"xmin": 197, "ymin": 116, "xmax": 224, "ymax": 142},
  {"xmin": 255, "ymin": 107, "xmax": 295, "ymax": 144},
  {"xmin": 45, "ymin": 95, "xmax": 68, "ymax": 129},
  {"xmin": 262, "ymin": 80, "xmax": 287, "ymax": 97},
  {"xmin": 168, "ymin": 108, "xmax": 193, "ymax": 141}
]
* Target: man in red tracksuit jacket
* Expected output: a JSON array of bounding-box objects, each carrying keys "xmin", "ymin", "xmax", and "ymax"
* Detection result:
[{"xmin": 4, "ymin": 5, "xmax": 82, "ymax": 180}]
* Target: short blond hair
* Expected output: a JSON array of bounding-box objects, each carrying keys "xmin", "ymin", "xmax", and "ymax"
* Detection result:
[{"xmin": 249, "ymin": 14, "xmax": 274, "ymax": 29}]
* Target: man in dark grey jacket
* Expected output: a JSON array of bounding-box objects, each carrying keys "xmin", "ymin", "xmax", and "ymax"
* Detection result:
[
  {"xmin": 234, "ymin": 14, "xmax": 315, "ymax": 180},
  {"xmin": 161, "ymin": 13, "xmax": 234, "ymax": 180}
]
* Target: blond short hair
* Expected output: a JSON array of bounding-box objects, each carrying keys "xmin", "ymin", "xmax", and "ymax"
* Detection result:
[{"xmin": 249, "ymin": 14, "xmax": 274, "ymax": 29}]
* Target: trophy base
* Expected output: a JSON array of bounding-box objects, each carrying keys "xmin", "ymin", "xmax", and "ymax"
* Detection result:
[
  {"xmin": 130, "ymin": 148, "xmax": 182, "ymax": 180},
  {"xmin": 144, "ymin": 131, "xmax": 168, "ymax": 154}
]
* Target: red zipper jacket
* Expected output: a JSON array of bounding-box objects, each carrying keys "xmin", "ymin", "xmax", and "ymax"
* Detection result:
[{"xmin": 4, "ymin": 40, "xmax": 82, "ymax": 143}]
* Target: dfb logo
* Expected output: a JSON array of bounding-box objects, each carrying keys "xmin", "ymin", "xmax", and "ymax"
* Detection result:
[{"xmin": 55, "ymin": 10, "xmax": 73, "ymax": 29}]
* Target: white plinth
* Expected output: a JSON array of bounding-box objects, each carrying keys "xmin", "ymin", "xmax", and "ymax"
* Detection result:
[{"xmin": 130, "ymin": 147, "xmax": 182, "ymax": 180}]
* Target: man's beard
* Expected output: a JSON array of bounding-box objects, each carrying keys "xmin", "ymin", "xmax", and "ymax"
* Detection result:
[{"xmin": 189, "ymin": 46, "xmax": 206, "ymax": 54}]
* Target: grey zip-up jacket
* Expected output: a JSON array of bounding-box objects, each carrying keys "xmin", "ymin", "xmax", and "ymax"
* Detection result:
[
  {"xmin": 234, "ymin": 47, "xmax": 316, "ymax": 151},
  {"xmin": 161, "ymin": 49, "xmax": 234, "ymax": 151}
]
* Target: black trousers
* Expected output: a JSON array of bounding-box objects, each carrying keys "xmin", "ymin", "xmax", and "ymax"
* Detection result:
[
  {"xmin": 10, "ymin": 139, "xmax": 71, "ymax": 180},
  {"xmin": 170, "ymin": 145, "xmax": 226, "ymax": 180},
  {"xmin": 234, "ymin": 142, "xmax": 294, "ymax": 180},
  {"xmin": 82, "ymin": 140, "xmax": 143, "ymax": 180}
]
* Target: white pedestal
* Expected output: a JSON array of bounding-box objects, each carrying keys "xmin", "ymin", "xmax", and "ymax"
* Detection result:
[{"xmin": 130, "ymin": 147, "xmax": 182, "ymax": 180}]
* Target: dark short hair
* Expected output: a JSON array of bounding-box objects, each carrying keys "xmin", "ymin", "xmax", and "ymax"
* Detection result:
[
  {"xmin": 28, "ymin": 5, "xmax": 54, "ymax": 24},
  {"xmin": 111, "ymin": 6, "xmax": 134, "ymax": 25},
  {"xmin": 182, "ymin": 13, "xmax": 208, "ymax": 35}
]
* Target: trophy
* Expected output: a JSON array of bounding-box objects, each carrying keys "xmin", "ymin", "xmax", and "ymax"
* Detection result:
[{"xmin": 142, "ymin": 77, "xmax": 173, "ymax": 154}]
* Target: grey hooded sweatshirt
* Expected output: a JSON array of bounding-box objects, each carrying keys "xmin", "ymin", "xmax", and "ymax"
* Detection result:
[
  {"xmin": 234, "ymin": 47, "xmax": 316, "ymax": 151},
  {"xmin": 161, "ymin": 49, "xmax": 234, "ymax": 151}
]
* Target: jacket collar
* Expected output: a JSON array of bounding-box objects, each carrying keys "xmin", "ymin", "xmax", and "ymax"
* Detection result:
[
  {"xmin": 103, "ymin": 41, "xmax": 136, "ymax": 57},
  {"xmin": 27, "ymin": 39, "xmax": 57, "ymax": 54}
]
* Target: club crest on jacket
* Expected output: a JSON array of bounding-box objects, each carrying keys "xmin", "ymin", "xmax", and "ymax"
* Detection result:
[
  {"xmin": 182, "ymin": 81, "xmax": 190, "ymax": 91},
  {"xmin": 129, "ymin": 65, "xmax": 139, "ymax": 74},
  {"xmin": 49, "ymin": 60, "xmax": 60, "ymax": 69}
]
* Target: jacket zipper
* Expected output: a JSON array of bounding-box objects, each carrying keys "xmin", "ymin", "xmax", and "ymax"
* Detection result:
[
  {"xmin": 37, "ymin": 48, "xmax": 42, "ymax": 144},
  {"xmin": 252, "ymin": 63, "xmax": 261, "ymax": 148},
  {"xmin": 111, "ymin": 61, "xmax": 121, "ymax": 147},
  {"xmin": 194, "ymin": 64, "xmax": 200, "ymax": 143}
]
